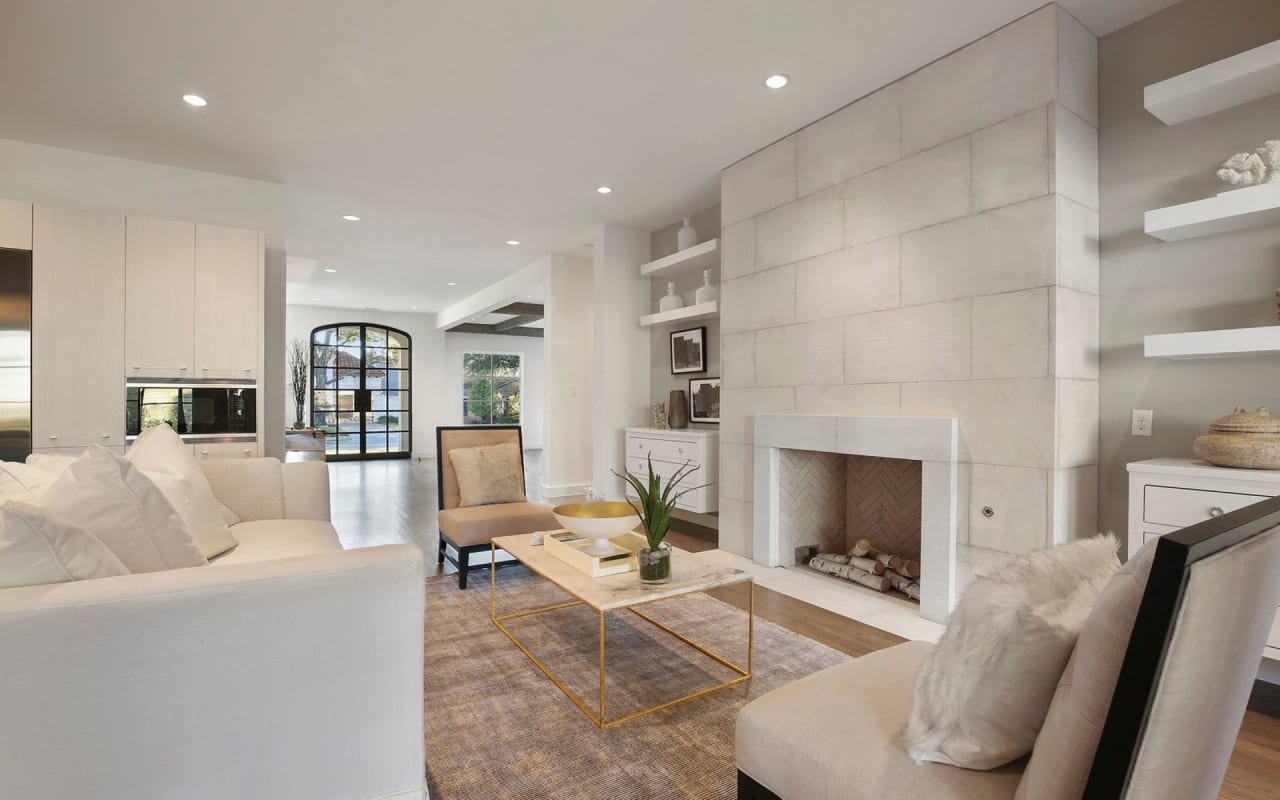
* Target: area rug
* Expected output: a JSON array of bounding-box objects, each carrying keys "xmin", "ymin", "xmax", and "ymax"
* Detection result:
[{"xmin": 424, "ymin": 566, "xmax": 851, "ymax": 800}]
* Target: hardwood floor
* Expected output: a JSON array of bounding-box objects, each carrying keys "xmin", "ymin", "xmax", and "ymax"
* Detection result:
[{"xmin": 327, "ymin": 456, "xmax": 1279, "ymax": 799}]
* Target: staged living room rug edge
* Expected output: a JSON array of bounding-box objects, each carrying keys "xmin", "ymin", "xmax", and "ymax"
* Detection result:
[{"xmin": 423, "ymin": 566, "xmax": 848, "ymax": 800}]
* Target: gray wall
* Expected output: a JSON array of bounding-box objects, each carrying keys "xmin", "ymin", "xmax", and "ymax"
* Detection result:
[
  {"xmin": 1098, "ymin": 0, "xmax": 1280, "ymax": 540},
  {"xmin": 649, "ymin": 204, "xmax": 722, "ymax": 427}
]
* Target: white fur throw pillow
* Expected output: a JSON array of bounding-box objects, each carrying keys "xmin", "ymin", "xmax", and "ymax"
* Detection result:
[{"xmin": 903, "ymin": 536, "xmax": 1120, "ymax": 770}]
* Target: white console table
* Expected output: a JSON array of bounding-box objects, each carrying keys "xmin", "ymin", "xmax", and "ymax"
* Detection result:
[
  {"xmin": 623, "ymin": 427, "xmax": 718, "ymax": 513},
  {"xmin": 1127, "ymin": 457, "xmax": 1280, "ymax": 665}
]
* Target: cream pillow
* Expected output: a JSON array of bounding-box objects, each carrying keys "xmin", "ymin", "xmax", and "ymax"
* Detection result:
[
  {"xmin": 904, "ymin": 536, "xmax": 1120, "ymax": 770},
  {"xmin": 127, "ymin": 424, "xmax": 239, "ymax": 557},
  {"xmin": 0, "ymin": 501, "xmax": 129, "ymax": 588},
  {"xmin": 0, "ymin": 459, "xmax": 64, "ymax": 502},
  {"xmin": 450, "ymin": 442, "xmax": 526, "ymax": 507},
  {"xmin": 41, "ymin": 446, "xmax": 207, "ymax": 573}
]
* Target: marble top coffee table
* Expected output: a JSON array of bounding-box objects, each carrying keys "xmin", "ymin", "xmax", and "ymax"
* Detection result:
[{"xmin": 490, "ymin": 533, "xmax": 754, "ymax": 728}]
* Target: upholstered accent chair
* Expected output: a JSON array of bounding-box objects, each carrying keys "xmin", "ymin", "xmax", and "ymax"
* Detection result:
[
  {"xmin": 435, "ymin": 425, "xmax": 558, "ymax": 589},
  {"xmin": 737, "ymin": 495, "xmax": 1280, "ymax": 800}
]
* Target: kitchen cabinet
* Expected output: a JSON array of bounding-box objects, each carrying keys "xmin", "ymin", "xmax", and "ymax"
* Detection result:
[
  {"xmin": 194, "ymin": 223, "xmax": 262, "ymax": 380},
  {"xmin": 0, "ymin": 199, "xmax": 32, "ymax": 250},
  {"xmin": 194, "ymin": 440, "xmax": 260, "ymax": 460},
  {"xmin": 125, "ymin": 217, "xmax": 195, "ymax": 379},
  {"xmin": 32, "ymin": 204, "xmax": 126, "ymax": 448}
]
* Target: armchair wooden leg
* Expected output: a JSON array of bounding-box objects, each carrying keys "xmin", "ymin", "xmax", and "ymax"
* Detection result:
[
  {"xmin": 457, "ymin": 550, "xmax": 470, "ymax": 590},
  {"xmin": 437, "ymin": 535, "xmax": 446, "ymax": 565},
  {"xmin": 738, "ymin": 771, "xmax": 781, "ymax": 800}
]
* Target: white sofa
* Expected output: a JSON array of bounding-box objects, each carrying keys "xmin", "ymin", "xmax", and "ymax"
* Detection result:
[{"xmin": 0, "ymin": 457, "xmax": 427, "ymax": 800}]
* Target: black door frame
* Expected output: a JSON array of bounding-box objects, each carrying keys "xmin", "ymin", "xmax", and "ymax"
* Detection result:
[{"xmin": 310, "ymin": 322, "xmax": 412, "ymax": 461}]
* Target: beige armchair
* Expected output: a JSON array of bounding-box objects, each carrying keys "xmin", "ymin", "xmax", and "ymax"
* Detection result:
[
  {"xmin": 435, "ymin": 425, "xmax": 558, "ymax": 588},
  {"xmin": 737, "ymin": 495, "xmax": 1280, "ymax": 800}
]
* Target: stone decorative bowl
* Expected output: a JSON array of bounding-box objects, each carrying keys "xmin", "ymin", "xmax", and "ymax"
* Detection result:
[
  {"xmin": 552, "ymin": 501, "xmax": 641, "ymax": 555},
  {"xmin": 1193, "ymin": 406, "xmax": 1280, "ymax": 469}
]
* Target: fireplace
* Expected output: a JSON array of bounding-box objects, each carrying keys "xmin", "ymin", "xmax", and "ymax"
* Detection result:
[{"xmin": 752, "ymin": 414, "xmax": 959, "ymax": 623}]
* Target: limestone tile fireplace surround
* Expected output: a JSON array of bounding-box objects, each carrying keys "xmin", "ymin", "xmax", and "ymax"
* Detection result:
[{"xmin": 753, "ymin": 414, "xmax": 958, "ymax": 622}]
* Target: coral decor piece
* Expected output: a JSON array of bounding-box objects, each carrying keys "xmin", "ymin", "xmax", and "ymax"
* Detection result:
[{"xmin": 1216, "ymin": 140, "xmax": 1280, "ymax": 186}]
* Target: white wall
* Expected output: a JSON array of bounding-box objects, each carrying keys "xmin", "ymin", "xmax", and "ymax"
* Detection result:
[
  {"xmin": 285, "ymin": 305, "xmax": 546, "ymax": 456},
  {"xmin": 0, "ymin": 137, "xmax": 290, "ymax": 457},
  {"xmin": 443, "ymin": 332, "xmax": 545, "ymax": 449},
  {"xmin": 544, "ymin": 254, "xmax": 594, "ymax": 496}
]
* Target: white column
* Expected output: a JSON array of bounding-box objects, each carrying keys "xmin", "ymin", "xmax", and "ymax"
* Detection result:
[
  {"xmin": 591, "ymin": 225, "xmax": 650, "ymax": 499},
  {"xmin": 542, "ymin": 253, "xmax": 595, "ymax": 500}
]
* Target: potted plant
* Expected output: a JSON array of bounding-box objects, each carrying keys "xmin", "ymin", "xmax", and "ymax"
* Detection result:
[
  {"xmin": 614, "ymin": 456, "xmax": 706, "ymax": 584},
  {"xmin": 288, "ymin": 338, "xmax": 309, "ymax": 430}
]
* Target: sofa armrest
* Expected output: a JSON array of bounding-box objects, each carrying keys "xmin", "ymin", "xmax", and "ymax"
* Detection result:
[
  {"xmin": 283, "ymin": 460, "xmax": 332, "ymax": 521},
  {"xmin": 0, "ymin": 545, "xmax": 425, "ymax": 800}
]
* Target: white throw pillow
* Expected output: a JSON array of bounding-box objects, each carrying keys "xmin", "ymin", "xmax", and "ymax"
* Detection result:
[
  {"xmin": 0, "ymin": 501, "xmax": 129, "ymax": 588},
  {"xmin": 41, "ymin": 446, "xmax": 207, "ymax": 573},
  {"xmin": 903, "ymin": 536, "xmax": 1120, "ymax": 770},
  {"xmin": 125, "ymin": 424, "xmax": 239, "ymax": 558},
  {"xmin": 0, "ymin": 460, "xmax": 64, "ymax": 502}
]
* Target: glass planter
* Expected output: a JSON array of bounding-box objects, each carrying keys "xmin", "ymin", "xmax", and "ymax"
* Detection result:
[{"xmin": 637, "ymin": 542, "xmax": 672, "ymax": 584}]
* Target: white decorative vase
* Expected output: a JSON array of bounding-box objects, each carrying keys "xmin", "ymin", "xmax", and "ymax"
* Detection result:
[
  {"xmin": 659, "ymin": 281, "xmax": 684, "ymax": 313},
  {"xmin": 677, "ymin": 217, "xmax": 697, "ymax": 250},
  {"xmin": 694, "ymin": 269, "xmax": 719, "ymax": 305}
]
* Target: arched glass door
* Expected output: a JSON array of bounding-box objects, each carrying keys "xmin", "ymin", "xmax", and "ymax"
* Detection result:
[{"xmin": 311, "ymin": 324, "xmax": 411, "ymax": 460}]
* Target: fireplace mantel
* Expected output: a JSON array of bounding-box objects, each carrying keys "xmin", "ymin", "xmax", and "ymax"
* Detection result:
[{"xmin": 752, "ymin": 414, "xmax": 959, "ymax": 623}]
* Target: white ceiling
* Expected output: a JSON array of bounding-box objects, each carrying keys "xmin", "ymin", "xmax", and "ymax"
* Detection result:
[{"xmin": 0, "ymin": 0, "xmax": 1177, "ymax": 313}]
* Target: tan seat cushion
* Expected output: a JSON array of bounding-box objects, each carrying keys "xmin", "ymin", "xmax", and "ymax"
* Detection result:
[
  {"xmin": 437, "ymin": 502, "xmax": 558, "ymax": 548},
  {"xmin": 449, "ymin": 442, "xmax": 526, "ymax": 507},
  {"xmin": 737, "ymin": 640, "xmax": 1023, "ymax": 800},
  {"xmin": 210, "ymin": 519, "xmax": 343, "ymax": 566}
]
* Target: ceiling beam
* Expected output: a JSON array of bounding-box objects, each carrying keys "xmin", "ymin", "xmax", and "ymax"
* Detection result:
[
  {"xmin": 447, "ymin": 322, "xmax": 543, "ymax": 338},
  {"xmin": 493, "ymin": 314, "xmax": 541, "ymax": 332},
  {"xmin": 493, "ymin": 302, "xmax": 544, "ymax": 317}
]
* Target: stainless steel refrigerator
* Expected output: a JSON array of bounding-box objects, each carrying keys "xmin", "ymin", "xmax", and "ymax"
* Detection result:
[{"xmin": 0, "ymin": 248, "xmax": 31, "ymax": 462}]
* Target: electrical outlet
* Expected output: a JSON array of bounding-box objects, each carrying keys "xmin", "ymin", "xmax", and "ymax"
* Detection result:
[{"xmin": 1132, "ymin": 409, "xmax": 1154, "ymax": 437}]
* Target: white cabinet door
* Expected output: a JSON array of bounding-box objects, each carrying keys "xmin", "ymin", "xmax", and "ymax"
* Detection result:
[
  {"xmin": 32, "ymin": 205, "xmax": 126, "ymax": 448},
  {"xmin": 194, "ymin": 224, "xmax": 261, "ymax": 380},
  {"xmin": 194, "ymin": 441, "xmax": 259, "ymax": 460},
  {"xmin": 125, "ymin": 216, "xmax": 195, "ymax": 379},
  {"xmin": 0, "ymin": 198, "xmax": 32, "ymax": 250}
]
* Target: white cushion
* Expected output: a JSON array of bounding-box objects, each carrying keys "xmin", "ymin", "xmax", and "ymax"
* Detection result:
[
  {"xmin": 0, "ymin": 460, "xmax": 64, "ymax": 502},
  {"xmin": 210, "ymin": 519, "xmax": 342, "ymax": 566},
  {"xmin": 127, "ymin": 424, "xmax": 239, "ymax": 558},
  {"xmin": 904, "ymin": 536, "xmax": 1120, "ymax": 770},
  {"xmin": 41, "ymin": 446, "xmax": 207, "ymax": 574},
  {"xmin": 0, "ymin": 501, "xmax": 129, "ymax": 587},
  {"xmin": 23, "ymin": 452, "xmax": 76, "ymax": 479}
]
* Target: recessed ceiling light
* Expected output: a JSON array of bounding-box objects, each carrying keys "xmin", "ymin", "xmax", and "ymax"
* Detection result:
[
  {"xmin": 596, "ymin": 186, "xmax": 613, "ymax": 194},
  {"xmin": 342, "ymin": 214, "xmax": 360, "ymax": 222},
  {"xmin": 505, "ymin": 240, "xmax": 520, "ymax": 246},
  {"xmin": 323, "ymin": 268, "xmax": 337, "ymax": 273},
  {"xmin": 312, "ymin": 297, "xmax": 320, "ymax": 301},
  {"xmin": 764, "ymin": 74, "xmax": 789, "ymax": 89},
  {"xmin": 447, "ymin": 282, "xmax": 457, "ymax": 286},
  {"xmin": 411, "ymin": 306, "xmax": 418, "ymax": 310},
  {"xmin": 182, "ymin": 94, "xmax": 207, "ymax": 107}
]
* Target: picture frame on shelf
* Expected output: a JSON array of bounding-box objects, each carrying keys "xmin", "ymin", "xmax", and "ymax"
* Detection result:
[
  {"xmin": 689, "ymin": 377, "xmax": 720, "ymax": 423},
  {"xmin": 670, "ymin": 326, "xmax": 707, "ymax": 375}
]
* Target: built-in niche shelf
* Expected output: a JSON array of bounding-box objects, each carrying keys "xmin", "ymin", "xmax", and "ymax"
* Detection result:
[
  {"xmin": 639, "ymin": 300, "xmax": 718, "ymax": 328},
  {"xmin": 638, "ymin": 238, "xmax": 719, "ymax": 279},
  {"xmin": 1144, "ymin": 325, "xmax": 1280, "ymax": 359},
  {"xmin": 1144, "ymin": 182, "xmax": 1280, "ymax": 242},
  {"xmin": 1145, "ymin": 39, "xmax": 1280, "ymax": 125}
]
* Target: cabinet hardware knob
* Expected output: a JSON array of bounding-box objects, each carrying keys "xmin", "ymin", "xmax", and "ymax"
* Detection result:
[
  {"xmin": 201, "ymin": 450, "xmax": 209, "ymax": 455},
  {"xmin": 1209, "ymin": 506, "xmax": 1225, "ymax": 518},
  {"xmin": 101, "ymin": 434, "xmax": 109, "ymax": 439},
  {"xmin": 48, "ymin": 435, "xmax": 58, "ymax": 440}
]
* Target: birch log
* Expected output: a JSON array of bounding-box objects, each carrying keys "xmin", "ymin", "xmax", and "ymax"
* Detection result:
[
  {"xmin": 809, "ymin": 557, "xmax": 891, "ymax": 591},
  {"xmin": 814, "ymin": 552, "xmax": 883, "ymax": 575},
  {"xmin": 888, "ymin": 572, "xmax": 922, "ymax": 600},
  {"xmin": 898, "ymin": 559, "xmax": 921, "ymax": 579},
  {"xmin": 850, "ymin": 539, "xmax": 873, "ymax": 558}
]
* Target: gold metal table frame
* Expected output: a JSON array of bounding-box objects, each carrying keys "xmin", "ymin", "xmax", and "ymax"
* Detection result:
[{"xmin": 490, "ymin": 543, "xmax": 754, "ymax": 729}]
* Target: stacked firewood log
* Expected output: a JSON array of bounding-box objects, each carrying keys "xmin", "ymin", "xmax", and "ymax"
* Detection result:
[{"xmin": 808, "ymin": 538, "xmax": 921, "ymax": 600}]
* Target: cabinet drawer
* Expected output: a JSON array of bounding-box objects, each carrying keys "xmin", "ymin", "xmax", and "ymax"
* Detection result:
[
  {"xmin": 1143, "ymin": 485, "xmax": 1270, "ymax": 528},
  {"xmin": 194, "ymin": 442, "xmax": 259, "ymax": 460},
  {"xmin": 625, "ymin": 456, "xmax": 706, "ymax": 485},
  {"xmin": 42, "ymin": 432, "xmax": 121, "ymax": 448},
  {"xmin": 628, "ymin": 436, "xmax": 700, "ymax": 464}
]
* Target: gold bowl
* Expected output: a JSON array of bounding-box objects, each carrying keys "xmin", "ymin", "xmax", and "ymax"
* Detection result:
[{"xmin": 552, "ymin": 501, "xmax": 641, "ymax": 555}]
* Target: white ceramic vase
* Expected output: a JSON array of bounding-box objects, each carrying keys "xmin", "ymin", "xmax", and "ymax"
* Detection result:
[
  {"xmin": 694, "ymin": 269, "xmax": 719, "ymax": 304},
  {"xmin": 659, "ymin": 281, "xmax": 684, "ymax": 312},
  {"xmin": 677, "ymin": 217, "xmax": 697, "ymax": 250}
]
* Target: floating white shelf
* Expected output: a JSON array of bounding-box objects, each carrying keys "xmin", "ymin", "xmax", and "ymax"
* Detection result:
[
  {"xmin": 1144, "ymin": 325, "xmax": 1280, "ymax": 359},
  {"xmin": 1144, "ymin": 182, "xmax": 1280, "ymax": 242},
  {"xmin": 639, "ymin": 238, "xmax": 719, "ymax": 278},
  {"xmin": 1145, "ymin": 39, "xmax": 1280, "ymax": 125},
  {"xmin": 639, "ymin": 300, "xmax": 718, "ymax": 328}
]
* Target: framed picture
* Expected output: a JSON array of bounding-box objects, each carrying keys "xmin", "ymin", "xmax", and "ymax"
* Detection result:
[
  {"xmin": 689, "ymin": 377, "xmax": 720, "ymax": 423},
  {"xmin": 670, "ymin": 326, "xmax": 707, "ymax": 374}
]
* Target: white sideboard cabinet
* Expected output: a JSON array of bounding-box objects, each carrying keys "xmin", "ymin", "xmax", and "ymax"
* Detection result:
[
  {"xmin": 1128, "ymin": 457, "xmax": 1280, "ymax": 664},
  {"xmin": 32, "ymin": 204, "xmax": 126, "ymax": 450},
  {"xmin": 623, "ymin": 427, "xmax": 719, "ymax": 513}
]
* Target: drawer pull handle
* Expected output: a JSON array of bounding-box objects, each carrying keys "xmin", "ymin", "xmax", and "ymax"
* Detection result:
[{"xmin": 1209, "ymin": 506, "xmax": 1225, "ymax": 518}]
